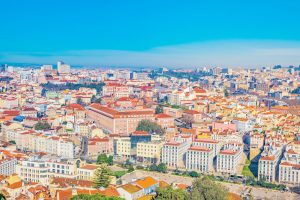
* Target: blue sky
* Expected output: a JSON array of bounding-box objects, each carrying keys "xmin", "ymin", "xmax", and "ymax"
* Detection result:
[{"xmin": 1, "ymin": 0, "xmax": 300, "ymax": 67}]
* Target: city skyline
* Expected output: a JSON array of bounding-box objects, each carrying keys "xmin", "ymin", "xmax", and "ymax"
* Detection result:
[{"xmin": 1, "ymin": 1, "xmax": 300, "ymax": 67}]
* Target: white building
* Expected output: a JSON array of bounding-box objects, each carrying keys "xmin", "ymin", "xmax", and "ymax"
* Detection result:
[
  {"xmin": 279, "ymin": 142, "xmax": 300, "ymax": 185},
  {"xmin": 16, "ymin": 156, "xmax": 82, "ymax": 184},
  {"xmin": 193, "ymin": 138, "xmax": 221, "ymax": 158},
  {"xmin": 15, "ymin": 131, "xmax": 75, "ymax": 159},
  {"xmin": 0, "ymin": 153, "xmax": 17, "ymax": 176},
  {"xmin": 258, "ymin": 142, "xmax": 283, "ymax": 182},
  {"xmin": 161, "ymin": 135, "xmax": 192, "ymax": 168},
  {"xmin": 216, "ymin": 142, "xmax": 243, "ymax": 174},
  {"xmin": 185, "ymin": 146, "xmax": 213, "ymax": 173},
  {"xmin": 57, "ymin": 61, "xmax": 71, "ymax": 75}
]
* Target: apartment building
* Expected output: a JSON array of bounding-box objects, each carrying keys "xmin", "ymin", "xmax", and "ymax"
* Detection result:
[
  {"xmin": 116, "ymin": 137, "xmax": 132, "ymax": 158},
  {"xmin": 102, "ymin": 83, "xmax": 132, "ymax": 98},
  {"xmin": 16, "ymin": 156, "xmax": 82, "ymax": 184},
  {"xmin": 136, "ymin": 141, "xmax": 163, "ymax": 164},
  {"xmin": 185, "ymin": 146, "xmax": 213, "ymax": 173},
  {"xmin": 15, "ymin": 132, "xmax": 75, "ymax": 158},
  {"xmin": 87, "ymin": 103, "xmax": 154, "ymax": 134},
  {"xmin": 0, "ymin": 152, "xmax": 17, "ymax": 175},
  {"xmin": 279, "ymin": 141, "xmax": 300, "ymax": 184},
  {"xmin": 193, "ymin": 138, "xmax": 221, "ymax": 158},
  {"xmin": 77, "ymin": 164, "xmax": 99, "ymax": 181},
  {"xmin": 258, "ymin": 143, "xmax": 283, "ymax": 182},
  {"xmin": 216, "ymin": 142, "xmax": 243, "ymax": 174},
  {"xmin": 161, "ymin": 135, "xmax": 192, "ymax": 168}
]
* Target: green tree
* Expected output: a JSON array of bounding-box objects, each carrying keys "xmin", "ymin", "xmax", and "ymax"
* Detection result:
[
  {"xmin": 157, "ymin": 163, "xmax": 167, "ymax": 173},
  {"xmin": 155, "ymin": 105, "xmax": 163, "ymax": 114},
  {"xmin": 71, "ymin": 194, "xmax": 123, "ymax": 200},
  {"xmin": 93, "ymin": 165, "xmax": 112, "ymax": 188},
  {"xmin": 97, "ymin": 154, "xmax": 108, "ymax": 164},
  {"xmin": 136, "ymin": 120, "xmax": 165, "ymax": 135},
  {"xmin": 224, "ymin": 89, "xmax": 229, "ymax": 98},
  {"xmin": 154, "ymin": 186, "xmax": 188, "ymax": 200},
  {"xmin": 0, "ymin": 194, "xmax": 6, "ymax": 200},
  {"xmin": 149, "ymin": 164, "xmax": 157, "ymax": 171},
  {"xmin": 127, "ymin": 166, "xmax": 134, "ymax": 173},
  {"xmin": 34, "ymin": 121, "xmax": 51, "ymax": 131},
  {"xmin": 107, "ymin": 155, "xmax": 113, "ymax": 166},
  {"xmin": 189, "ymin": 176, "xmax": 228, "ymax": 200},
  {"xmin": 189, "ymin": 171, "xmax": 199, "ymax": 177}
]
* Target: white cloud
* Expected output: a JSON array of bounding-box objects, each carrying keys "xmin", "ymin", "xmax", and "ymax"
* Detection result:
[{"xmin": 1, "ymin": 40, "xmax": 300, "ymax": 67}]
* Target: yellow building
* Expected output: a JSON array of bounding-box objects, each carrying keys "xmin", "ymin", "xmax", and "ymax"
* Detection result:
[
  {"xmin": 77, "ymin": 164, "xmax": 99, "ymax": 181},
  {"xmin": 116, "ymin": 138, "xmax": 131, "ymax": 157},
  {"xmin": 137, "ymin": 141, "xmax": 163, "ymax": 164}
]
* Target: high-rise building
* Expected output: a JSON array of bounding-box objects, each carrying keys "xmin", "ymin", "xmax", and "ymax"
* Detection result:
[{"xmin": 57, "ymin": 60, "xmax": 71, "ymax": 75}]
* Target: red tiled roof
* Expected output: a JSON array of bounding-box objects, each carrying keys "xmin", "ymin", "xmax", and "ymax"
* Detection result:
[{"xmin": 188, "ymin": 146, "xmax": 211, "ymax": 152}]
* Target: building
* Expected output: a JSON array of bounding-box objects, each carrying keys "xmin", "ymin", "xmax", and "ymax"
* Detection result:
[
  {"xmin": 216, "ymin": 143, "xmax": 243, "ymax": 174},
  {"xmin": 15, "ymin": 131, "xmax": 75, "ymax": 159},
  {"xmin": 185, "ymin": 146, "xmax": 213, "ymax": 173},
  {"xmin": 116, "ymin": 137, "xmax": 132, "ymax": 158},
  {"xmin": 279, "ymin": 141, "xmax": 300, "ymax": 185},
  {"xmin": 87, "ymin": 136, "xmax": 113, "ymax": 159},
  {"xmin": 136, "ymin": 141, "xmax": 163, "ymax": 164},
  {"xmin": 249, "ymin": 132, "xmax": 264, "ymax": 161},
  {"xmin": 0, "ymin": 152, "xmax": 17, "ymax": 176},
  {"xmin": 57, "ymin": 61, "xmax": 71, "ymax": 75},
  {"xmin": 87, "ymin": 103, "xmax": 154, "ymax": 134},
  {"xmin": 102, "ymin": 83, "xmax": 132, "ymax": 98},
  {"xmin": 161, "ymin": 135, "xmax": 192, "ymax": 168},
  {"xmin": 16, "ymin": 156, "xmax": 82, "ymax": 184},
  {"xmin": 193, "ymin": 138, "xmax": 221, "ymax": 158},
  {"xmin": 77, "ymin": 164, "xmax": 99, "ymax": 181},
  {"xmin": 258, "ymin": 142, "xmax": 283, "ymax": 182}
]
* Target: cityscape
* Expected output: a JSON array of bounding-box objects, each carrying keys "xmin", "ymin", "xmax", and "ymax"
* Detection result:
[{"xmin": 2, "ymin": 1, "xmax": 300, "ymax": 200}]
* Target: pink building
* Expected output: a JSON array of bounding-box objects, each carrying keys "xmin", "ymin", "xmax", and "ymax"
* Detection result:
[
  {"xmin": 87, "ymin": 136, "xmax": 113, "ymax": 159},
  {"xmin": 211, "ymin": 122, "xmax": 237, "ymax": 132}
]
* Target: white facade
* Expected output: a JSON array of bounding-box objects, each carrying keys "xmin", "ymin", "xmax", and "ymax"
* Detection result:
[
  {"xmin": 161, "ymin": 136, "xmax": 192, "ymax": 168},
  {"xmin": 16, "ymin": 156, "xmax": 80, "ymax": 185},
  {"xmin": 185, "ymin": 146, "xmax": 213, "ymax": 173},
  {"xmin": 193, "ymin": 138, "xmax": 221, "ymax": 158},
  {"xmin": 258, "ymin": 143, "xmax": 283, "ymax": 182},
  {"xmin": 216, "ymin": 143, "xmax": 243, "ymax": 174},
  {"xmin": 0, "ymin": 157, "xmax": 17, "ymax": 176}
]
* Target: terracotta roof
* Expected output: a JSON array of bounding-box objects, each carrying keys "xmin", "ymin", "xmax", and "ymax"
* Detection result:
[
  {"xmin": 135, "ymin": 177, "xmax": 158, "ymax": 189},
  {"xmin": 183, "ymin": 110, "xmax": 200, "ymax": 115},
  {"xmin": 80, "ymin": 164, "xmax": 99, "ymax": 170},
  {"xmin": 260, "ymin": 155, "xmax": 275, "ymax": 161},
  {"xmin": 119, "ymin": 183, "xmax": 142, "ymax": 194},
  {"xmin": 132, "ymin": 131, "xmax": 149, "ymax": 136},
  {"xmin": 188, "ymin": 146, "xmax": 212, "ymax": 152},
  {"xmin": 155, "ymin": 113, "xmax": 172, "ymax": 118},
  {"xmin": 219, "ymin": 150, "xmax": 238, "ymax": 156}
]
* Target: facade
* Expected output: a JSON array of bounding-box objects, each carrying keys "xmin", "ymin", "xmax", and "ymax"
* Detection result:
[
  {"xmin": 77, "ymin": 164, "xmax": 99, "ymax": 181},
  {"xmin": 185, "ymin": 146, "xmax": 213, "ymax": 173},
  {"xmin": 102, "ymin": 83, "xmax": 132, "ymax": 98},
  {"xmin": 216, "ymin": 143, "xmax": 243, "ymax": 174},
  {"xmin": 258, "ymin": 143, "xmax": 283, "ymax": 182},
  {"xmin": 161, "ymin": 136, "xmax": 192, "ymax": 168},
  {"xmin": 87, "ymin": 103, "xmax": 155, "ymax": 134},
  {"xmin": 136, "ymin": 141, "xmax": 163, "ymax": 164},
  {"xmin": 87, "ymin": 136, "xmax": 113, "ymax": 159},
  {"xmin": 279, "ymin": 142, "xmax": 300, "ymax": 184},
  {"xmin": 0, "ymin": 153, "xmax": 17, "ymax": 175},
  {"xmin": 116, "ymin": 137, "xmax": 132, "ymax": 157},
  {"xmin": 15, "ymin": 132, "xmax": 75, "ymax": 159},
  {"xmin": 193, "ymin": 138, "xmax": 221, "ymax": 158},
  {"xmin": 16, "ymin": 156, "xmax": 82, "ymax": 185}
]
